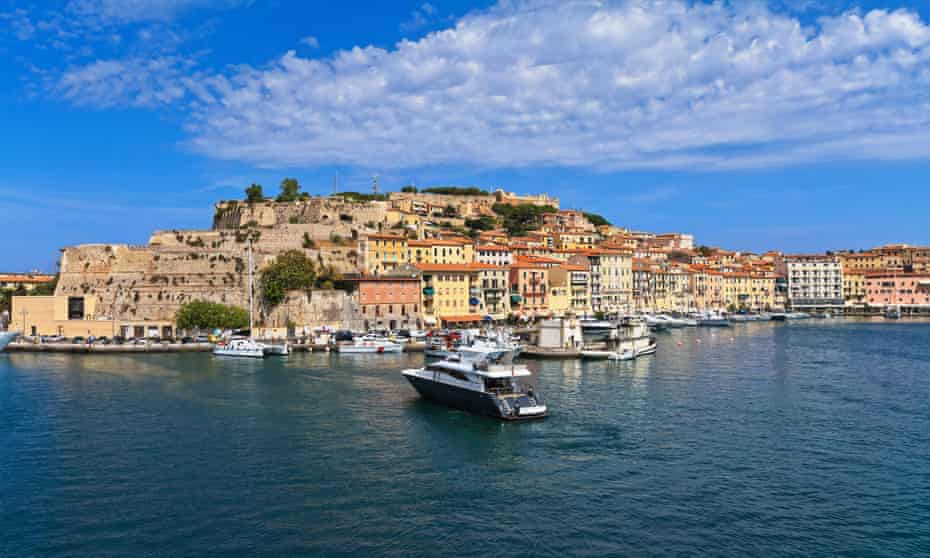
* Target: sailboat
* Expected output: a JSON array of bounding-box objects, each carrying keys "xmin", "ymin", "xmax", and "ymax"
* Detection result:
[{"xmin": 214, "ymin": 239, "xmax": 265, "ymax": 358}]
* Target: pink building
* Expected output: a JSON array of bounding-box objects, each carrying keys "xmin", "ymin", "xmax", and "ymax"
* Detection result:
[
  {"xmin": 353, "ymin": 275, "xmax": 422, "ymax": 330},
  {"xmin": 865, "ymin": 273, "xmax": 930, "ymax": 307}
]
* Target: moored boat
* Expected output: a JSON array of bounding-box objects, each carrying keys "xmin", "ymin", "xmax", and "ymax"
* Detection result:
[
  {"xmin": 0, "ymin": 331, "xmax": 21, "ymax": 352},
  {"xmin": 581, "ymin": 348, "xmax": 635, "ymax": 361},
  {"xmin": 402, "ymin": 352, "xmax": 546, "ymax": 420},
  {"xmin": 337, "ymin": 336, "xmax": 404, "ymax": 354},
  {"xmin": 213, "ymin": 338, "xmax": 265, "ymax": 358}
]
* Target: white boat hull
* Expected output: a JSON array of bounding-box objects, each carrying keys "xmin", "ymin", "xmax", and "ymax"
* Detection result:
[
  {"xmin": 213, "ymin": 348, "xmax": 264, "ymax": 358},
  {"xmin": 0, "ymin": 331, "xmax": 20, "ymax": 352},
  {"xmin": 338, "ymin": 343, "xmax": 403, "ymax": 354}
]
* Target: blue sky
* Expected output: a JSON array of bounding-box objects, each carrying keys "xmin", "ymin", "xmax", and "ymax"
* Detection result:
[{"xmin": 2, "ymin": 0, "xmax": 930, "ymax": 271}]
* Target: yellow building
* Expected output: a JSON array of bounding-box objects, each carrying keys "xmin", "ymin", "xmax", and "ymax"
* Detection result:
[
  {"xmin": 0, "ymin": 272, "xmax": 56, "ymax": 292},
  {"xmin": 364, "ymin": 234, "xmax": 408, "ymax": 274},
  {"xmin": 843, "ymin": 270, "xmax": 867, "ymax": 306},
  {"xmin": 415, "ymin": 263, "xmax": 486, "ymax": 326},
  {"xmin": 407, "ymin": 239, "xmax": 474, "ymax": 265},
  {"xmin": 554, "ymin": 230, "xmax": 598, "ymax": 250},
  {"xmin": 10, "ymin": 295, "xmax": 173, "ymax": 338},
  {"xmin": 549, "ymin": 264, "xmax": 591, "ymax": 315}
]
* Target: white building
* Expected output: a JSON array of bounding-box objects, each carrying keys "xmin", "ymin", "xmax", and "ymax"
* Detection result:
[
  {"xmin": 475, "ymin": 244, "xmax": 513, "ymax": 267},
  {"xmin": 778, "ymin": 255, "xmax": 844, "ymax": 308}
]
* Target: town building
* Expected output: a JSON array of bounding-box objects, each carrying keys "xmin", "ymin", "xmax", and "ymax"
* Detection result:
[
  {"xmin": 475, "ymin": 244, "xmax": 513, "ymax": 266},
  {"xmin": 569, "ymin": 249, "xmax": 632, "ymax": 314},
  {"xmin": 509, "ymin": 261, "xmax": 549, "ymax": 317},
  {"xmin": 778, "ymin": 255, "xmax": 845, "ymax": 309},
  {"xmin": 10, "ymin": 294, "xmax": 173, "ymax": 338},
  {"xmin": 0, "ymin": 272, "xmax": 56, "ymax": 292},
  {"xmin": 351, "ymin": 269, "xmax": 422, "ymax": 331},
  {"xmin": 864, "ymin": 272, "xmax": 930, "ymax": 310}
]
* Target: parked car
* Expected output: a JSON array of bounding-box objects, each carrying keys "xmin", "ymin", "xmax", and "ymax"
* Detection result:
[
  {"xmin": 97, "ymin": 336, "xmax": 111, "ymax": 345},
  {"xmin": 149, "ymin": 336, "xmax": 162, "ymax": 344},
  {"xmin": 181, "ymin": 336, "xmax": 195, "ymax": 344},
  {"xmin": 194, "ymin": 335, "xmax": 210, "ymax": 343},
  {"xmin": 71, "ymin": 336, "xmax": 85, "ymax": 344},
  {"xmin": 113, "ymin": 336, "xmax": 126, "ymax": 345}
]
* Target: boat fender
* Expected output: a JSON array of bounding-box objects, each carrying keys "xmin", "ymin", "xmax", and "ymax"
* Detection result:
[{"xmin": 512, "ymin": 402, "xmax": 520, "ymax": 417}]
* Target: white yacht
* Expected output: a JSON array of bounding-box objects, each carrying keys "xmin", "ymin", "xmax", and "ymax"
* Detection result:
[
  {"xmin": 213, "ymin": 338, "xmax": 265, "ymax": 358},
  {"xmin": 337, "ymin": 335, "xmax": 404, "ymax": 354},
  {"xmin": 697, "ymin": 311, "xmax": 730, "ymax": 327},
  {"xmin": 0, "ymin": 331, "xmax": 20, "ymax": 352},
  {"xmin": 402, "ymin": 351, "xmax": 547, "ymax": 420},
  {"xmin": 581, "ymin": 348, "xmax": 635, "ymax": 361}
]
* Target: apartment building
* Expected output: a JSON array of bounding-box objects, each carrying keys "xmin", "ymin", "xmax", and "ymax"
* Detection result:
[{"xmin": 778, "ymin": 255, "xmax": 844, "ymax": 308}]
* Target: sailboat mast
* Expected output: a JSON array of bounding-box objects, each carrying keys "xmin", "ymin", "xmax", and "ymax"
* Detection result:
[{"xmin": 248, "ymin": 238, "xmax": 254, "ymax": 338}]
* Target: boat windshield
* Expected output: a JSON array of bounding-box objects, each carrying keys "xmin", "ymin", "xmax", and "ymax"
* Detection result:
[{"xmin": 484, "ymin": 376, "xmax": 521, "ymax": 394}]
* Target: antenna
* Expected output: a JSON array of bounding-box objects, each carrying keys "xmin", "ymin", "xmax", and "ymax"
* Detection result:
[{"xmin": 373, "ymin": 174, "xmax": 379, "ymax": 195}]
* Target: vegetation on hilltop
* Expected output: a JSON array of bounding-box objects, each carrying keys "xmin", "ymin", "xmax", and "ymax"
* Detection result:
[
  {"xmin": 335, "ymin": 191, "xmax": 387, "ymax": 202},
  {"xmin": 400, "ymin": 185, "xmax": 418, "ymax": 193},
  {"xmin": 492, "ymin": 203, "xmax": 557, "ymax": 236},
  {"xmin": 176, "ymin": 300, "xmax": 249, "ymax": 331},
  {"xmin": 277, "ymin": 178, "xmax": 310, "ymax": 202},
  {"xmin": 584, "ymin": 212, "xmax": 611, "ymax": 227},
  {"xmin": 1, "ymin": 275, "xmax": 58, "ymax": 315},
  {"xmin": 245, "ymin": 183, "xmax": 265, "ymax": 203},
  {"xmin": 421, "ymin": 186, "xmax": 490, "ymax": 196}
]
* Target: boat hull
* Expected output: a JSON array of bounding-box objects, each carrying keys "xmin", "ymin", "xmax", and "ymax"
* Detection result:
[
  {"xmin": 403, "ymin": 373, "xmax": 546, "ymax": 421},
  {"xmin": 337, "ymin": 344, "xmax": 403, "ymax": 354},
  {"xmin": 0, "ymin": 331, "xmax": 20, "ymax": 352},
  {"xmin": 212, "ymin": 348, "xmax": 264, "ymax": 358}
]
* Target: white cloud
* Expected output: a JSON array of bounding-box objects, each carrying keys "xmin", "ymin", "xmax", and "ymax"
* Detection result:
[
  {"xmin": 300, "ymin": 35, "xmax": 319, "ymax": 48},
  {"xmin": 182, "ymin": 0, "xmax": 930, "ymax": 171},
  {"xmin": 65, "ymin": 0, "xmax": 249, "ymax": 25},
  {"xmin": 0, "ymin": 8, "xmax": 36, "ymax": 40},
  {"xmin": 52, "ymin": 0, "xmax": 930, "ymax": 172},
  {"xmin": 56, "ymin": 55, "xmax": 205, "ymax": 107}
]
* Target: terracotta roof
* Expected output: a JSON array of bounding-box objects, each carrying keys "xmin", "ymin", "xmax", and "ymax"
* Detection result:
[
  {"xmin": 0, "ymin": 273, "xmax": 55, "ymax": 283},
  {"xmin": 560, "ymin": 264, "xmax": 589, "ymax": 272}
]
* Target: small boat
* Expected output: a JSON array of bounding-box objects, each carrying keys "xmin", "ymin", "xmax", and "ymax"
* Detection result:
[
  {"xmin": 728, "ymin": 314, "xmax": 755, "ymax": 323},
  {"xmin": 402, "ymin": 351, "xmax": 547, "ymax": 421},
  {"xmin": 213, "ymin": 338, "xmax": 265, "ymax": 358},
  {"xmin": 698, "ymin": 312, "xmax": 730, "ymax": 327},
  {"xmin": 337, "ymin": 336, "xmax": 404, "ymax": 354},
  {"xmin": 635, "ymin": 340, "xmax": 658, "ymax": 356},
  {"xmin": 0, "ymin": 331, "xmax": 21, "ymax": 352},
  {"xmin": 810, "ymin": 312, "xmax": 832, "ymax": 319},
  {"xmin": 885, "ymin": 305, "xmax": 901, "ymax": 320},
  {"xmin": 656, "ymin": 314, "xmax": 687, "ymax": 328},
  {"xmin": 581, "ymin": 348, "xmax": 635, "ymax": 361}
]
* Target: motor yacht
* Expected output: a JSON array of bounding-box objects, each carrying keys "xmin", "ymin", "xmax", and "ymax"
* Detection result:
[
  {"xmin": 580, "ymin": 348, "xmax": 635, "ymax": 361},
  {"xmin": 337, "ymin": 335, "xmax": 404, "ymax": 354},
  {"xmin": 402, "ymin": 351, "xmax": 547, "ymax": 420}
]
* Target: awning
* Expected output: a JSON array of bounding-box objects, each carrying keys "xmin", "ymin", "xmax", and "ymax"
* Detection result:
[{"xmin": 441, "ymin": 314, "xmax": 484, "ymax": 323}]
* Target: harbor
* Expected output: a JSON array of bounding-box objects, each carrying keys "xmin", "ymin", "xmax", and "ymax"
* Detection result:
[{"xmin": 3, "ymin": 319, "xmax": 929, "ymax": 556}]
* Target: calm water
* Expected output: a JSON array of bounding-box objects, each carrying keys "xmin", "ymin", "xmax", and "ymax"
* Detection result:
[{"xmin": 3, "ymin": 320, "xmax": 930, "ymax": 557}]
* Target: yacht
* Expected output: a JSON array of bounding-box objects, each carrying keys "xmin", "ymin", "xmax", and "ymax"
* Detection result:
[
  {"xmin": 0, "ymin": 331, "xmax": 20, "ymax": 352},
  {"xmin": 655, "ymin": 314, "xmax": 687, "ymax": 328},
  {"xmin": 337, "ymin": 335, "xmax": 404, "ymax": 354},
  {"xmin": 581, "ymin": 348, "xmax": 635, "ymax": 361},
  {"xmin": 213, "ymin": 338, "xmax": 265, "ymax": 358},
  {"xmin": 616, "ymin": 317, "xmax": 658, "ymax": 356},
  {"xmin": 402, "ymin": 351, "xmax": 547, "ymax": 420},
  {"xmin": 697, "ymin": 312, "xmax": 730, "ymax": 327}
]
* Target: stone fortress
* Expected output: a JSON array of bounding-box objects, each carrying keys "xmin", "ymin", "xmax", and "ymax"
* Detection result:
[{"xmin": 53, "ymin": 188, "xmax": 556, "ymax": 331}]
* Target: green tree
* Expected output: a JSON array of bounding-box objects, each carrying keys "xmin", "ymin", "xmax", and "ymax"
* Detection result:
[
  {"xmin": 421, "ymin": 186, "xmax": 490, "ymax": 196},
  {"xmin": 302, "ymin": 233, "xmax": 317, "ymax": 250},
  {"xmin": 443, "ymin": 204, "xmax": 458, "ymax": 218},
  {"xmin": 584, "ymin": 212, "xmax": 611, "ymax": 227},
  {"xmin": 245, "ymin": 183, "xmax": 265, "ymax": 203},
  {"xmin": 259, "ymin": 250, "xmax": 317, "ymax": 307},
  {"xmin": 276, "ymin": 177, "xmax": 301, "ymax": 202},
  {"xmin": 401, "ymin": 185, "xmax": 418, "ymax": 193},
  {"xmin": 176, "ymin": 300, "xmax": 249, "ymax": 331},
  {"xmin": 492, "ymin": 203, "xmax": 557, "ymax": 236},
  {"xmin": 464, "ymin": 215, "xmax": 496, "ymax": 232}
]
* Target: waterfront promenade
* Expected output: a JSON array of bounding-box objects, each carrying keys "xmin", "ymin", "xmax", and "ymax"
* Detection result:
[{"xmin": 2, "ymin": 320, "xmax": 929, "ymax": 556}]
